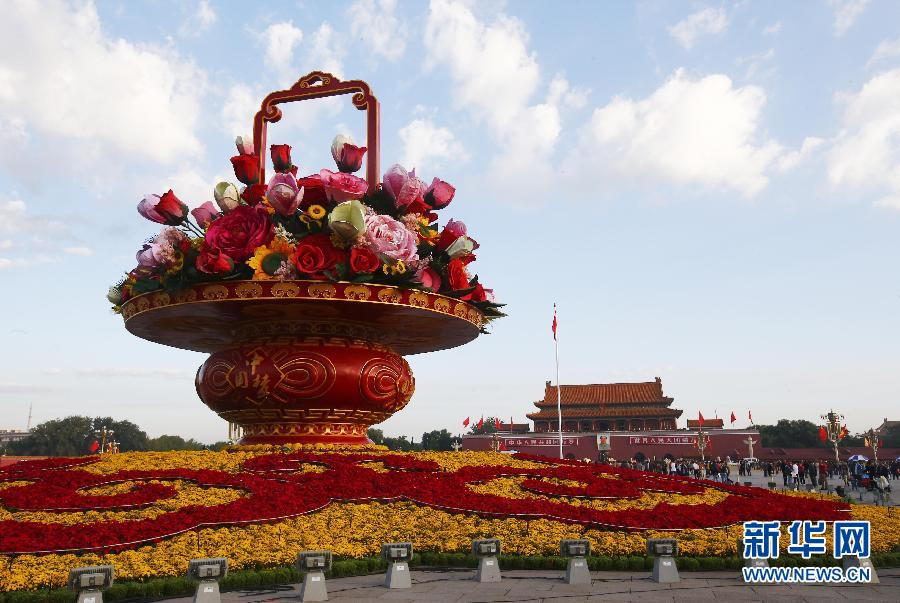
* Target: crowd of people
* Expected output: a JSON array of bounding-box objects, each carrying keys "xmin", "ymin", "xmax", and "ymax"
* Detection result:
[{"xmin": 607, "ymin": 456, "xmax": 899, "ymax": 497}]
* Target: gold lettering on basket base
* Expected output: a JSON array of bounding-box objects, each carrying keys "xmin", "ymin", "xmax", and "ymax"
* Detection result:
[
  {"xmin": 344, "ymin": 285, "xmax": 372, "ymax": 300},
  {"xmin": 377, "ymin": 287, "xmax": 402, "ymax": 303},
  {"xmin": 308, "ymin": 283, "xmax": 337, "ymax": 299},
  {"xmin": 271, "ymin": 282, "xmax": 301, "ymax": 297},
  {"xmin": 235, "ymin": 282, "xmax": 264, "ymax": 298},
  {"xmin": 408, "ymin": 291, "xmax": 429, "ymax": 308}
]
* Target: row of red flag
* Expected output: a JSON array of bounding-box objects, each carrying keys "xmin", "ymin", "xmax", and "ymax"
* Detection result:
[
  {"xmin": 463, "ymin": 416, "xmax": 514, "ymax": 430},
  {"xmin": 697, "ymin": 410, "xmax": 754, "ymax": 426}
]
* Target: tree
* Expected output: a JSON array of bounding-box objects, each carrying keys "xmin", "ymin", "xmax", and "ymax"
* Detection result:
[
  {"xmin": 421, "ymin": 429, "xmax": 457, "ymax": 451},
  {"xmin": 147, "ymin": 435, "xmax": 208, "ymax": 451},
  {"xmin": 367, "ymin": 428, "xmax": 384, "ymax": 445},
  {"xmin": 757, "ymin": 419, "xmax": 821, "ymax": 448},
  {"xmin": 10, "ymin": 416, "xmax": 149, "ymax": 456},
  {"xmin": 381, "ymin": 435, "xmax": 422, "ymax": 451}
]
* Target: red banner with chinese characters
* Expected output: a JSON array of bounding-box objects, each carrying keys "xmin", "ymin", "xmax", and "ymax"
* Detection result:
[{"xmin": 627, "ymin": 435, "xmax": 697, "ymax": 446}]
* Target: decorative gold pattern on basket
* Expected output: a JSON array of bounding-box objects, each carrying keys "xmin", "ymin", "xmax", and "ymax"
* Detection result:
[
  {"xmin": 271, "ymin": 282, "xmax": 301, "ymax": 297},
  {"xmin": 308, "ymin": 283, "xmax": 337, "ymax": 298},
  {"xmin": 344, "ymin": 285, "xmax": 372, "ymax": 300},
  {"xmin": 151, "ymin": 292, "xmax": 170, "ymax": 308},
  {"xmin": 377, "ymin": 287, "xmax": 402, "ymax": 303},
  {"xmin": 202, "ymin": 285, "xmax": 229, "ymax": 300},
  {"xmin": 433, "ymin": 298, "xmax": 451, "ymax": 313},
  {"xmin": 408, "ymin": 291, "xmax": 429, "ymax": 308},
  {"xmin": 235, "ymin": 282, "xmax": 264, "ymax": 298}
]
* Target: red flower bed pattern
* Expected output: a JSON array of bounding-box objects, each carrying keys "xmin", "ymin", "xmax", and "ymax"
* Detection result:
[{"xmin": 0, "ymin": 452, "xmax": 849, "ymax": 555}]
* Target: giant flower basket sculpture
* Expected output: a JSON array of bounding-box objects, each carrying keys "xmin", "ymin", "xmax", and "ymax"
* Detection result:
[{"xmin": 110, "ymin": 72, "xmax": 505, "ymax": 444}]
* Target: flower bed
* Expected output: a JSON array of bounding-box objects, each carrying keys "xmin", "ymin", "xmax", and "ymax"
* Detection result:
[{"xmin": 1, "ymin": 449, "xmax": 896, "ymax": 590}]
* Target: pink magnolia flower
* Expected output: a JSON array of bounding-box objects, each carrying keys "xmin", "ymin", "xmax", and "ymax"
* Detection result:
[
  {"xmin": 363, "ymin": 214, "xmax": 419, "ymax": 265},
  {"xmin": 235, "ymin": 134, "xmax": 255, "ymax": 156},
  {"xmin": 425, "ymin": 178, "xmax": 455, "ymax": 209},
  {"xmin": 266, "ymin": 173, "xmax": 305, "ymax": 216},
  {"xmin": 382, "ymin": 164, "xmax": 427, "ymax": 210},
  {"xmin": 319, "ymin": 169, "xmax": 368, "ymax": 203},
  {"xmin": 191, "ymin": 201, "xmax": 220, "ymax": 228}
]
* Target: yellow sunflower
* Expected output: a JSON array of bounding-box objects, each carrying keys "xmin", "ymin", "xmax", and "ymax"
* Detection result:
[
  {"xmin": 246, "ymin": 237, "xmax": 296, "ymax": 280},
  {"xmin": 307, "ymin": 204, "xmax": 327, "ymax": 220}
]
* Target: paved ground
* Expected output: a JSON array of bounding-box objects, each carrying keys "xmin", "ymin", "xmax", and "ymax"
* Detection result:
[{"xmin": 170, "ymin": 568, "xmax": 900, "ymax": 602}]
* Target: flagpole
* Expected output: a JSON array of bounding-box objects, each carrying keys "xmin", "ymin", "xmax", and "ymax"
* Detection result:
[{"xmin": 554, "ymin": 305, "xmax": 563, "ymax": 460}]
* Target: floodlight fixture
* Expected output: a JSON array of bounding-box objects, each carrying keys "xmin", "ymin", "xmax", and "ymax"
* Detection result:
[
  {"xmin": 472, "ymin": 538, "xmax": 501, "ymax": 557},
  {"xmin": 187, "ymin": 558, "xmax": 227, "ymax": 603},
  {"xmin": 560, "ymin": 539, "xmax": 591, "ymax": 585},
  {"xmin": 68, "ymin": 566, "xmax": 114, "ymax": 603},
  {"xmin": 472, "ymin": 538, "xmax": 501, "ymax": 583},
  {"xmin": 646, "ymin": 538, "xmax": 680, "ymax": 583},
  {"xmin": 381, "ymin": 542, "xmax": 413, "ymax": 589},
  {"xmin": 296, "ymin": 551, "xmax": 331, "ymax": 602}
]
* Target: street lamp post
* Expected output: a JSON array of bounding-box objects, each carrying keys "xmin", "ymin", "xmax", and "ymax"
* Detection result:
[
  {"xmin": 820, "ymin": 410, "xmax": 845, "ymax": 463},
  {"xmin": 694, "ymin": 428, "xmax": 709, "ymax": 477},
  {"xmin": 94, "ymin": 427, "xmax": 114, "ymax": 455},
  {"xmin": 865, "ymin": 429, "xmax": 880, "ymax": 463}
]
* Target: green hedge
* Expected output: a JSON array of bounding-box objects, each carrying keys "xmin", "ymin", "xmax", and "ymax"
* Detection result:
[{"xmin": 3, "ymin": 551, "xmax": 898, "ymax": 603}]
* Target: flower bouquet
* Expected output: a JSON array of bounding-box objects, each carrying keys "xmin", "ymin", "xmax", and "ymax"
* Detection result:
[{"xmin": 107, "ymin": 135, "xmax": 505, "ymax": 324}]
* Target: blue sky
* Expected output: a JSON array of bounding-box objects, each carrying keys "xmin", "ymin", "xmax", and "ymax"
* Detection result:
[{"xmin": 1, "ymin": 0, "xmax": 899, "ymax": 443}]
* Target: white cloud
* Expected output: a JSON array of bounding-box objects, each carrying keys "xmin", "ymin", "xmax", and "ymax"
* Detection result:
[
  {"xmin": 776, "ymin": 136, "xmax": 824, "ymax": 171},
  {"xmin": 830, "ymin": 0, "xmax": 869, "ymax": 37},
  {"xmin": 0, "ymin": 197, "xmax": 86, "ymax": 268},
  {"xmin": 0, "ymin": 1, "xmax": 205, "ymax": 169},
  {"xmin": 63, "ymin": 246, "xmax": 94, "ymax": 256},
  {"xmin": 585, "ymin": 69, "xmax": 786, "ymax": 197},
  {"xmin": 399, "ymin": 117, "xmax": 468, "ymax": 170},
  {"xmin": 221, "ymin": 83, "xmax": 258, "ymax": 138},
  {"xmin": 73, "ymin": 368, "xmax": 195, "ymax": 379},
  {"xmin": 262, "ymin": 21, "xmax": 303, "ymax": 74},
  {"xmin": 423, "ymin": 0, "xmax": 579, "ymax": 201},
  {"xmin": 867, "ymin": 37, "xmax": 900, "ymax": 68},
  {"xmin": 180, "ymin": 0, "xmax": 216, "ymax": 36},
  {"xmin": 305, "ymin": 23, "xmax": 345, "ymax": 78},
  {"xmin": 737, "ymin": 48, "xmax": 776, "ymax": 80},
  {"xmin": 762, "ymin": 21, "xmax": 782, "ymax": 36},
  {"xmin": 348, "ymin": 0, "xmax": 407, "ymax": 61},
  {"xmin": 828, "ymin": 68, "xmax": 900, "ymax": 208},
  {"xmin": 668, "ymin": 7, "xmax": 729, "ymax": 50}
]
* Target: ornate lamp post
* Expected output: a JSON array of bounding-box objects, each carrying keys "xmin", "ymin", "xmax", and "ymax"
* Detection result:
[
  {"xmin": 864, "ymin": 429, "xmax": 880, "ymax": 463},
  {"xmin": 820, "ymin": 409, "xmax": 845, "ymax": 463},
  {"xmin": 94, "ymin": 427, "xmax": 114, "ymax": 455},
  {"xmin": 694, "ymin": 428, "xmax": 709, "ymax": 476}
]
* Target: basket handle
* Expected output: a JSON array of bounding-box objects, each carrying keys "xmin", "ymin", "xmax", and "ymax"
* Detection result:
[{"xmin": 253, "ymin": 71, "xmax": 380, "ymax": 189}]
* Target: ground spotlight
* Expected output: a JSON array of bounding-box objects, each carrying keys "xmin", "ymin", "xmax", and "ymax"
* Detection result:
[
  {"xmin": 296, "ymin": 550, "xmax": 331, "ymax": 602},
  {"xmin": 381, "ymin": 542, "xmax": 413, "ymax": 589},
  {"xmin": 68, "ymin": 566, "xmax": 114, "ymax": 603},
  {"xmin": 646, "ymin": 538, "xmax": 680, "ymax": 583},
  {"xmin": 560, "ymin": 539, "xmax": 591, "ymax": 585},
  {"xmin": 187, "ymin": 558, "xmax": 227, "ymax": 603},
  {"xmin": 472, "ymin": 538, "xmax": 501, "ymax": 583}
]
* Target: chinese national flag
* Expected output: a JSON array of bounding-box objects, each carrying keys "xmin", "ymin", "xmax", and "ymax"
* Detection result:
[
  {"xmin": 819, "ymin": 426, "xmax": 828, "ymax": 442},
  {"xmin": 730, "ymin": 411, "xmax": 736, "ymax": 424},
  {"xmin": 476, "ymin": 416, "xmax": 484, "ymax": 430},
  {"xmin": 89, "ymin": 440, "xmax": 99, "ymax": 453},
  {"xmin": 462, "ymin": 417, "xmax": 470, "ymax": 427},
  {"xmin": 698, "ymin": 412, "xmax": 704, "ymax": 426},
  {"xmin": 748, "ymin": 410, "xmax": 753, "ymax": 424},
  {"xmin": 839, "ymin": 425, "xmax": 848, "ymax": 439},
  {"xmin": 552, "ymin": 304, "xmax": 558, "ymax": 340},
  {"xmin": 494, "ymin": 417, "xmax": 501, "ymax": 430}
]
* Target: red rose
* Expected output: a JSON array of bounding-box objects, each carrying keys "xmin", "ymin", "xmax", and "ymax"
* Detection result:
[
  {"xmin": 446, "ymin": 258, "xmax": 470, "ymax": 291},
  {"xmin": 402, "ymin": 196, "xmax": 430, "ymax": 216},
  {"xmin": 196, "ymin": 245, "xmax": 234, "ymax": 274},
  {"xmin": 296, "ymin": 174, "xmax": 328, "ymax": 208},
  {"xmin": 291, "ymin": 233, "xmax": 347, "ymax": 279},
  {"xmin": 204, "ymin": 205, "xmax": 273, "ymax": 262},
  {"xmin": 424, "ymin": 178, "xmax": 455, "ymax": 210},
  {"xmin": 319, "ymin": 169, "xmax": 368, "ymax": 203},
  {"xmin": 335, "ymin": 143, "xmax": 367, "ymax": 173},
  {"xmin": 270, "ymin": 144, "xmax": 292, "ymax": 173},
  {"xmin": 230, "ymin": 154, "xmax": 260, "ymax": 185},
  {"xmin": 349, "ymin": 247, "xmax": 380, "ymax": 274},
  {"xmin": 461, "ymin": 283, "xmax": 489, "ymax": 302},
  {"xmin": 137, "ymin": 190, "xmax": 188, "ymax": 225},
  {"xmin": 241, "ymin": 183, "xmax": 268, "ymax": 206}
]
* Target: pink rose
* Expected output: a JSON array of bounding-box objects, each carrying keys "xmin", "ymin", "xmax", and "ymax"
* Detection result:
[
  {"xmin": 425, "ymin": 178, "xmax": 455, "ymax": 209},
  {"xmin": 418, "ymin": 266, "xmax": 442, "ymax": 291},
  {"xmin": 436, "ymin": 219, "xmax": 467, "ymax": 251},
  {"xmin": 319, "ymin": 169, "xmax": 368, "ymax": 203},
  {"xmin": 204, "ymin": 205, "xmax": 273, "ymax": 262},
  {"xmin": 382, "ymin": 164, "xmax": 427, "ymax": 210},
  {"xmin": 364, "ymin": 214, "xmax": 419, "ymax": 265},
  {"xmin": 137, "ymin": 190, "xmax": 188, "ymax": 225},
  {"xmin": 331, "ymin": 135, "xmax": 367, "ymax": 173},
  {"xmin": 266, "ymin": 173, "xmax": 305, "ymax": 216},
  {"xmin": 190, "ymin": 201, "xmax": 220, "ymax": 228}
]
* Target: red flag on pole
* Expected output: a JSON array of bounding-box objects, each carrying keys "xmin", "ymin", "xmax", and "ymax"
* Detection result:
[
  {"xmin": 476, "ymin": 416, "xmax": 484, "ymax": 430},
  {"xmin": 494, "ymin": 417, "xmax": 501, "ymax": 430},
  {"xmin": 698, "ymin": 412, "xmax": 704, "ymax": 426},
  {"xmin": 89, "ymin": 440, "xmax": 99, "ymax": 453},
  {"xmin": 730, "ymin": 411, "xmax": 736, "ymax": 424},
  {"xmin": 552, "ymin": 304, "xmax": 558, "ymax": 340},
  {"xmin": 819, "ymin": 426, "xmax": 828, "ymax": 442},
  {"xmin": 748, "ymin": 410, "xmax": 753, "ymax": 424},
  {"xmin": 462, "ymin": 417, "xmax": 470, "ymax": 427}
]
